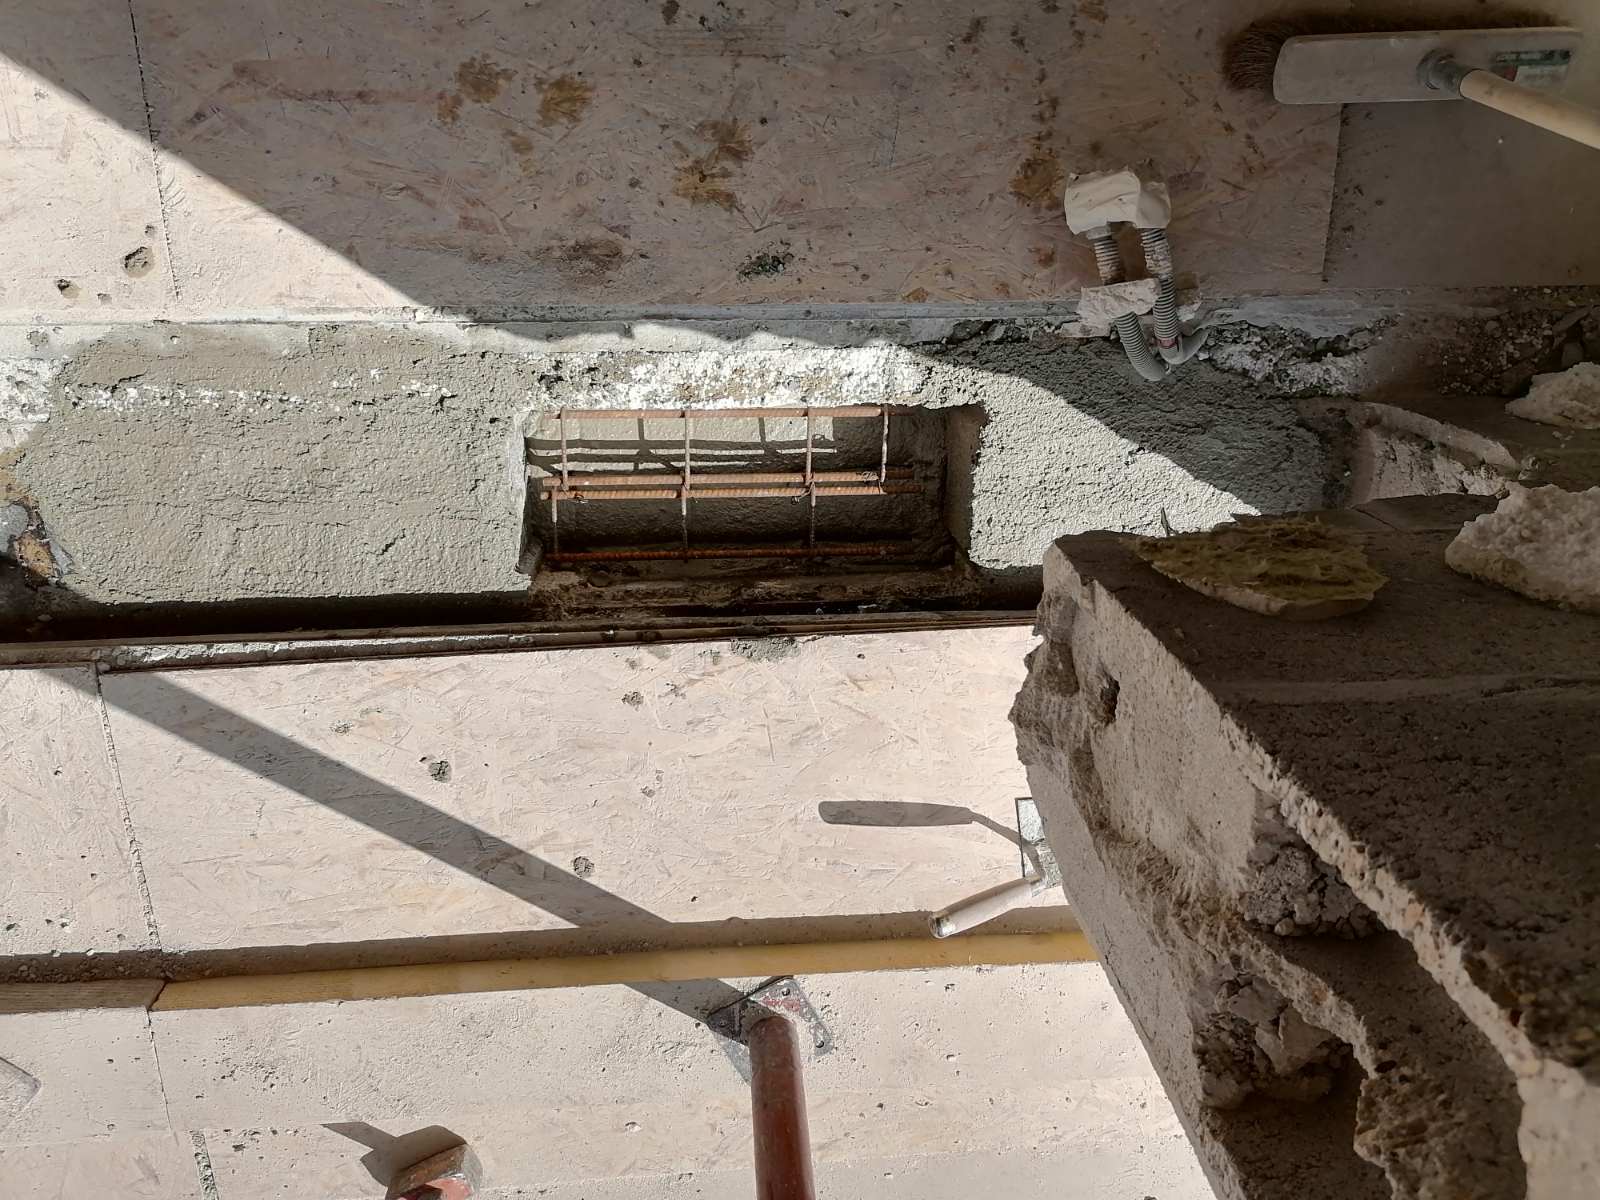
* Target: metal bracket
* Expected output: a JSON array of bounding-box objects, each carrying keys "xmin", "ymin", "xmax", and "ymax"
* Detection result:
[
  {"xmin": 707, "ymin": 976, "xmax": 833, "ymax": 1081},
  {"xmin": 1017, "ymin": 796, "xmax": 1061, "ymax": 889}
]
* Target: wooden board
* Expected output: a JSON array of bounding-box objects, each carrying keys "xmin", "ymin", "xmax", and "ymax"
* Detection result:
[
  {"xmin": 100, "ymin": 630, "xmax": 1050, "ymax": 951},
  {"xmin": 0, "ymin": 0, "xmax": 1339, "ymax": 318},
  {"xmin": 0, "ymin": 668, "xmax": 155, "ymax": 956},
  {"xmin": 1325, "ymin": 0, "xmax": 1600, "ymax": 287}
]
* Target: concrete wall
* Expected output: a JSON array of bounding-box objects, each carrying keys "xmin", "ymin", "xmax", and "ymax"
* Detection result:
[{"xmin": 0, "ymin": 321, "xmax": 1331, "ymax": 621}]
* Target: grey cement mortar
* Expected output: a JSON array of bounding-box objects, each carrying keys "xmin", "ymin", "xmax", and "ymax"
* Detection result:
[
  {"xmin": 0, "ymin": 319, "xmax": 1334, "ymax": 616},
  {"xmin": 4, "ymin": 290, "xmax": 1591, "ymax": 620}
]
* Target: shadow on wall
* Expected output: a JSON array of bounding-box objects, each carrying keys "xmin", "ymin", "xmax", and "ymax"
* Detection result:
[
  {"xmin": 0, "ymin": 0, "xmax": 1121, "ymax": 311},
  {"xmin": 0, "ymin": 1, "xmax": 1335, "ymax": 629}
]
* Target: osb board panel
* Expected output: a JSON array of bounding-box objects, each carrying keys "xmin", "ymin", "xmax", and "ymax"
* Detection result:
[
  {"xmin": 0, "ymin": 667, "xmax": 154, "ymax": 956},
  {"xmin": 439, "ymin": 1148, "xmax": 1212, "ymax": 1200},
  {"xmin": 3, "ymin": 0, "xmax": 1335, "ymax": 314},
  {"xmin": 157, "ymin": 965, "xmax": 1203, "ymax": 1196},
  {"xmin": 101, "ymin": 630, "xmax": 1044, "ymax": 951},
  {"xmin": 0, "ymin": 1003, "xmax": 168, "ymax": 1145},
  {"xmin": 1324, "ymin": 0, "xmax": 1600, "ymax": 287},
  {"xmin": 0, "ymin": 1133, "xmax": 200, "ymax": 1200},
  {"xmin": 0, "ymin": 0, "xmax": 175, "ymax": 320}
]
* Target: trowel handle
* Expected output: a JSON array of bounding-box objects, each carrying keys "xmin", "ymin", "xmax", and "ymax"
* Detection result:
[
  {"xmin": 1458, "ymin": 69, "xmax": 1600, "ymax": 151},
  {"xmin": 929, "ymin": 875, "xmax": 1044, "ymax": 938}
]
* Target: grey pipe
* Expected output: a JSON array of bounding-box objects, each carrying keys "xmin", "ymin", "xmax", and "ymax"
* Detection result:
[
  {"xmin": 1112, "ymin": 313, "xmax": 1171, "ymax": 382},
  {"xmin": 1087, "ymin": 232, "xmax": 1169, "ymax": 382},
  {"xmin": 1139, "ymin": 229, "xmax": 1207, "ymax": 365}
]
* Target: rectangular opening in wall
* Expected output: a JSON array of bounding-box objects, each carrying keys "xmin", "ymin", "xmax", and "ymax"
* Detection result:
[{"xmin": 525, "ymin": 406, "xmax": 958, "ymax": 566}]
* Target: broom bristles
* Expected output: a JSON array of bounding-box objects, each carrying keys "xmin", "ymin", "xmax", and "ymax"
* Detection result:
[{"xmin": 1222, "ymin": 8, "xmax": 1559, "ymax": 92}]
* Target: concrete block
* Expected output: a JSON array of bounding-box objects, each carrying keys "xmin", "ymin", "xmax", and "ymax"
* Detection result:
[
  {"xmin": 0, "ymin": 667, "xmax": 155, "ymax": 956},
  {"xmin": 1013, "ymin": 500, "xmax": 1600, "ymax": 1198}
]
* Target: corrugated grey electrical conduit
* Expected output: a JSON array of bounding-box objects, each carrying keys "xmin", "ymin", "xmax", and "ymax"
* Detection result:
[
  {"xmin": 1086, "ymin": 231, "xmax": 1207, "ymax": 382},
  {"xmin": 1086, "ymin": 233, "xmax": 1168, "ymax": 382},
  {"xmin": 1139, "ymin": 228, "xmax": 1209, "ymax": 366}
]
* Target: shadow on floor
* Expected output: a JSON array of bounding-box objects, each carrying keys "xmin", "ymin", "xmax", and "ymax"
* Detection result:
[
  {"xmin": 324, "ymin": 1122, "xmax": 467, "ymax": 1190},
  {"xmin": 63, "ymin": 670, "xmax": 750, "ymax": 1027}
]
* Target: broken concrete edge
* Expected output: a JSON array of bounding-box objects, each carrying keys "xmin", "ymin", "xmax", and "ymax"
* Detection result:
[
  {"xmin": 1013, "ymin": 641, "xmax": 1487, "ymax": 1197},
  {"xmin": 1010, "ymin": 719, "xmax": 1390, "ymax": 1200},
  {"xmin": 1021, "ymin": 718, "xmax": 1527, "ymax": 1200},
  {"xmin": 1014, "ymin": 512, "xmax": 1600, "ymax": 1197},
  {"xmin": 1301, "ymin": 393, "xmax": 1600, "ymax": 493}
]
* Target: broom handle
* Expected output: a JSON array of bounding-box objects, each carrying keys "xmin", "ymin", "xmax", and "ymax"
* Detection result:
[{"xmin": 1458, "ymin": 69, "xmax": 1600, "ymax": 151}]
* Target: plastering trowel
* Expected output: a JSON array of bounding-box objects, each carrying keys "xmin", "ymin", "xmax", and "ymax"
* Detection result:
[
  {"xmin": 816, "ymin": 796, "xmax": 1062, "ymax": 938},
  {"xmin": 927, "ymin": 797, "xmax": 1061, "ymax": 939},
  {"xmin": 1226, "ymin": 21, "xmax": 1600, "ymax": 151}
]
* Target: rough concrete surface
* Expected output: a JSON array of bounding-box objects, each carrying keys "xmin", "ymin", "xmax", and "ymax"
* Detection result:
[
  {"xmin": 1013, "ymin": 501, "xmax": 1600, "ymax": 1199},
  {"xmin": 0, "ymin": 323, "xmax": 1331, "ymax": 620},
  {"xmin": 1305, "ymin": 393, "xmax": 1600, "ymax": 504}
]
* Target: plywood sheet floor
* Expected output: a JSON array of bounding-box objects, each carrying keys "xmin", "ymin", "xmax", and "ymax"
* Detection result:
[{"xmin": 0, "ymin": 630, "xmax": 1209, "ymax": 1197}]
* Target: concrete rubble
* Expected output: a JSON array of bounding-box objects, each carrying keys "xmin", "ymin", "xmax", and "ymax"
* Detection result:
[
  {"xmin": 1509, "ymin": 363, "xmax": 1600, "ymax": 431},
  {"xmin": 1012, "ymin": 494, "xmax": 1600, "ymax": 1200},
  {"xmin": 1447, "ymin": 485, "xmax": 1600, "ymax": 615}
]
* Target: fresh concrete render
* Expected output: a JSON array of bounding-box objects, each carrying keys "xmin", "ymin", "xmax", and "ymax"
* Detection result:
[{"xmin": 0, "ymin": 321, "xmax": 1332, "ymax": 621}]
